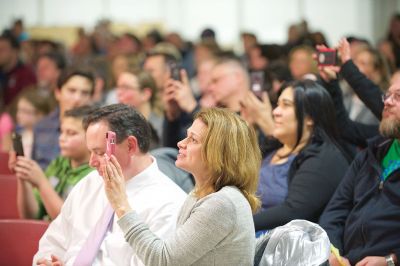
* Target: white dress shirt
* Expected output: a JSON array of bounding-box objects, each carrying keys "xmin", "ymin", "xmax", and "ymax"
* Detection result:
[{"xmin": 33, "ymin": 157, "xmax": 187, "ymax": 266}]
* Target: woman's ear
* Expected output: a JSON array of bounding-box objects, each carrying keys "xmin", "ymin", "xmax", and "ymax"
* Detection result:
[{"xmin": 305, "ymin": 116, "xmax": 314, "ymax": 127}]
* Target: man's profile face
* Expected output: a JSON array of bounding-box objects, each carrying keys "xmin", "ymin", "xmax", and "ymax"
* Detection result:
[
  {"xmin": 143, "ymin": 55, "xmax": 169, "ymax": 90},
  {"xmin": 208, "ymin": 64, "xmax": 237, "ymax": 106},
  {"xmin": 86, "ymin": 121, "xmax": 131, "ymax": 178},
  {"xmin": 380, "ymin": 84, "xmax": 400, "ymax": 139},
  {"xmin": 86, "ymin": 121, "xmax": 111, "ymax": 177}
]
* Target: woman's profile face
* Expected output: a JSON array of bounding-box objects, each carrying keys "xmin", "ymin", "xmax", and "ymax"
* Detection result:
[
  {"xmin": 272, "ymin": 87, "xmax": 298, "ymax": 145},
  {"xmin": 176, "ymin": 118, "xmax": 208, "ymax": 179}
]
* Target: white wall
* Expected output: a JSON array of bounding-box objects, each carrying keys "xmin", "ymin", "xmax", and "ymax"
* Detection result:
[{"xmin": 0, "ymin": 0, "xmax": 398, "ymax": 47}]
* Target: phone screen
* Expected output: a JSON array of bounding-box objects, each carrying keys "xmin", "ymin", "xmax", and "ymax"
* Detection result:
[
  {"xmin": 12, "ymin": 132, "xmax": 24, "ymax": 156},
  {"xmin": 167, "ymin": 61, "xmax": 181, "ymax": 81},
  {"xmin": 250, "ymin": 71, "xmax": 265, "ymax": 99}
]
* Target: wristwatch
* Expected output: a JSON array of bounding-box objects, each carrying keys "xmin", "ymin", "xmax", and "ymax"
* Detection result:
[{"xmin": 385, "ymin": 254, "xmax": 395, "ymax": 266}]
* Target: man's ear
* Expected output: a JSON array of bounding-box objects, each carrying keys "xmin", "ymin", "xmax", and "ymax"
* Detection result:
[{"xmin": 126, "ymin": 135, "xmax": 139, "ymax": 154}]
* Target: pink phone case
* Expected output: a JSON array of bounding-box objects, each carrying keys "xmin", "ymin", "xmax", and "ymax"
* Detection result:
[{"xmin": 106, "ymin": 131, "xmax": 116, "ymax": 158}]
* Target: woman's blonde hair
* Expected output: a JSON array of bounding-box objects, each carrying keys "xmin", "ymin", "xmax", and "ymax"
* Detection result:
[{"xmin": 194, "ymin": 108, "xmax": 261, "ymax": 213}]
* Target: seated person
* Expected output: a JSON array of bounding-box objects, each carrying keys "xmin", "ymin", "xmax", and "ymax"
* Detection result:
[
  {"xmin": 32, "ymin": 68, "xmax": 95, "ymax": 169},
  {"xmin": 253, "ymin": 80, "xmax": 350, "ymax": 232},
  {"xmin": 100, "ymin": 108, "xmax": 261, "ymax": 265},
  {"xmin": 116, "ymin": 70, "xmax": 163, "ymax": 148},
  {"xmin": 34, "ymin": 104, "xmax": 187, "ymax": 265},
  {"xmin": 11, "ymin": 105, "xmax": 95, "ymax": 220},
  {"xmin": 319, "ymin": 81, "xmax": 400, "ymax": 266},
  {"xmin": 14, "ymin": 88, "xmax": 52, "ymax": 158},
  {"xmin": 317, "ymin": 38, "xmax": 383, "ymax": 148}
]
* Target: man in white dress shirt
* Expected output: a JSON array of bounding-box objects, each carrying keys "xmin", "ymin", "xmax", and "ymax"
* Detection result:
[{"xmin": 34, "ymin": 104, "xmax": 187, "ymax": 266}]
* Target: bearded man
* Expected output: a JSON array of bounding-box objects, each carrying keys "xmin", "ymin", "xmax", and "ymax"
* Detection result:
[{"xmin": 320, "ymin": 83, "xmax": 400, "ymax": 266}]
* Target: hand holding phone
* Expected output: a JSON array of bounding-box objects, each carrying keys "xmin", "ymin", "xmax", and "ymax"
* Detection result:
[
  {"xmin": 250, "ymin": 71, "xmax": 265, "ymax": 99},
  {"xmin": 167, "ymin": 60, "xmax": 181, "ymax": 81},
  {"xmin": 106, "ymin": 131, "xmax": 116, "ymax": 159},
  {"xmin": 316, "ymin": 48, "xmax": 337, "ymax": 66},
  {"xmin": 12, "ymin": 132, "xmax": 24, "ymax": 156}
]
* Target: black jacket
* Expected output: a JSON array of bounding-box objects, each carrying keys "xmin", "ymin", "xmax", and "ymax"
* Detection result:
[
  {"xmin": 323, "ymin": 78, "xmax": 379, "ymax": 149},
  {"xmin": 340, "ymin": 60, "xmax": 384, "ymax": 120},
  {"xmin": 321, "ymin": 59, "xmax": 383, "ymax": 148},
  {"xmin": 253, "ymin": 133, "xmax": 349, "ymax": 230},
  {"xmin": 319, "ymin": 136, "xmax": 400, "ymax": 264}
]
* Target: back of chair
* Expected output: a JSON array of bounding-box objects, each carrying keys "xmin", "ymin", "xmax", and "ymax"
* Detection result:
[
  {"xmin": 0, "ymin": 219, "xmax": 49, "ymax": 266},
  {"xmin": 0, "ymin": 174, "xmax": 19, "ymax": 219},
  {"xmin": 0, "ymin": 152, "xmax": 12, "ymax": 175}
]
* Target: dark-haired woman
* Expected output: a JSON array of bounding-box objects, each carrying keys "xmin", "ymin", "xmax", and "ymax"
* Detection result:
[{"xmin": 254, "ymin": 80, "xmax": 350, "ymax": 232}]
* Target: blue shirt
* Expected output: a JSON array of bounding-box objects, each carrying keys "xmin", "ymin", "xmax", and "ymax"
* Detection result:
[
  {"xmin": 257, "ymin": 152, "xmax": 296, "ymax": 211},
  {"xmin": 32, "ymin": 108, "xmax": 60, "ymax": 169}
]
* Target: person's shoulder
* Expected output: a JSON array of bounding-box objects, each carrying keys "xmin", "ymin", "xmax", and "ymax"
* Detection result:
[
  {"xmin": 153, "ymin": 169, "xmax": 188, "ymax": 198},
  {"xmin": 203, "ymin": 187, "xmax": 246, "ymax": 214},
  {"xmin": 71, "ymin": 170, "xmax": 101, "ymax": 189},
  {"xmin": 34, "ymin": 109, "xmax": 60, "ymax": 130},
  {"xmin": 134, "ymin": 160, "xmax": 187, "ymax": 204}
]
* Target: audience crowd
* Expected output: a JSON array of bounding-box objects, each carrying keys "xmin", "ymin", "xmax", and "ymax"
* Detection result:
[{"xmin": 1, "ymin": 15, "xmax": 400, "ymax": 266}]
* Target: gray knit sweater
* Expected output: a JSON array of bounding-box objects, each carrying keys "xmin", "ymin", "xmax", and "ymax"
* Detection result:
[{"xmin": 117, "ymin": 186, "xmax": 255, "ymax": 266}]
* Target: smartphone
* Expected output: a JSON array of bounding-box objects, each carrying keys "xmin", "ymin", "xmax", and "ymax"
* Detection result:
[
  {"xmin": 106, "ymin": 131, "xmax": 116, "ymax": 158},
  {"xmin": 250, "ymin": 71, "xmax": 265, "ymax": 99},
  {"xmin": 167, "ymin": 60, "xmax": 181, "ymax": 81},
  {"xmin": 316, "ymin": 48, "xmax": 337, "ymax": 66},
  {"xmin": 12, "ymin": 132, "xmax": 24, "ymax": 156}
]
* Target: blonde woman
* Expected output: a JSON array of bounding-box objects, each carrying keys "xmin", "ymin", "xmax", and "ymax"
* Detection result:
[{"xmin": 103, "ymin": 108, "xmax": 261, "ymax": 265}]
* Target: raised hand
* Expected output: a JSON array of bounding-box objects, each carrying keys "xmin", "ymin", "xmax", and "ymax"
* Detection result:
[
  {"xmin": 102, "ymin": 155, "xmax": 132, "ymax": 218},
  {"xmin": 240, "ymin": 91, "xmax": 274, "ymax": 136},
  {"xmin": 162, "ymin": 69, "xmax": 197, "ymax": 120},
  {"xmin": 337, "ymin": 37, "xmax": 352, "ymax": 64},
  {"xmin": 14, "ymin": 157, "xmax": 47, "ymax": 188}
]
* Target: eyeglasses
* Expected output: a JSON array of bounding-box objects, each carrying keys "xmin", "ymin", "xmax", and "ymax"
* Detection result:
[{"xmin": 381, "ymin": 91, "xmax": 400, "ymax": 103}]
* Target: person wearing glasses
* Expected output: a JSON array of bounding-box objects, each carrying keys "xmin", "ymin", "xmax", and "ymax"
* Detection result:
[
  {"xmin": 317, "ymin": 38, "xmax": 386, "ymax": 149},
  {"xmin": 319, "ymin": 80, "xmax": 400, "ymax": 266}
]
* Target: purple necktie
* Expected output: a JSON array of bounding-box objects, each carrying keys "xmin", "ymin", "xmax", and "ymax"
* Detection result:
[{"xmin": 73, "ymin": 204, "xmax": 114, "ymax": 266}]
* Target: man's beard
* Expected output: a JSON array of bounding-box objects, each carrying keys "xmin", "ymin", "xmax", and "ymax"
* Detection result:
[{"xmin": 379, "ymin": 117, "xmax": 400, "ymax": 139}]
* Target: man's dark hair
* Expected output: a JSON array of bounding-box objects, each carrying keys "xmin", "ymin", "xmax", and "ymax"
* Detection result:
[
  {"xmin": 38, "ymin": 52, "xmax": 66, "ymax": 71},
  {"xmin": 200, "ymin": 28, "xmax": 216, "ymax": 41},
  {"xmin": 64, "ymin": 104, "xmax": 97, "ymax": 120},
  {"xmin": 0, "ymin": 32, "xmax": 20, "ymax": 50},
  {"xmin": 57, "ymin": 68, "xmax": 95, "ymax": 95},
  {"xmin": 83, "ymin": 104, "xmax": 151, "ymax": 153}
]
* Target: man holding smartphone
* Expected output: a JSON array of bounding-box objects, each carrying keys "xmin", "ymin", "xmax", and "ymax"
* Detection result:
[
  {"xmin": 319, "ymin": 80, "xmax": 400, "ymax": 266},
  {"xmin": 34, "ymin": 104, "xmax": 187, "ymax": 266}
]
